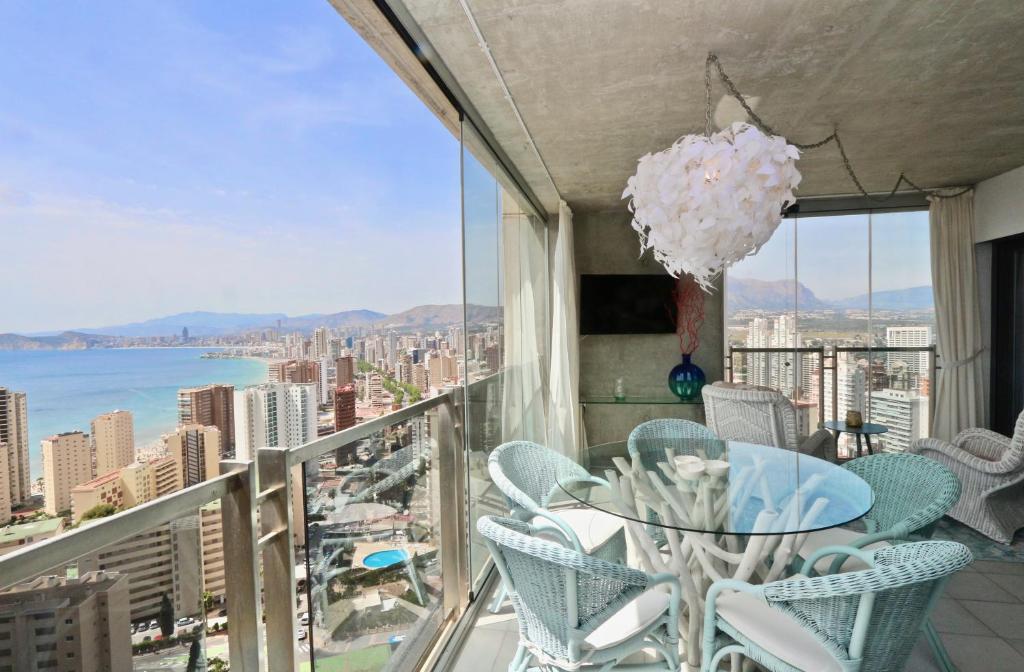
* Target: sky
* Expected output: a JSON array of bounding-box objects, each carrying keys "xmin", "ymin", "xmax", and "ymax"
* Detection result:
[
  {"xmin": 729, "ymin": 209, "xmax": 933, "ymax": 300},
  {"xmin": 0, "ymin": 1, "xmax": 464, "ymax": 334}
]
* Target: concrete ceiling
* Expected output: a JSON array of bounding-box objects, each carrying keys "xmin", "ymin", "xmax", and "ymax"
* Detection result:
[{"xmin": 399, "ymin": 0, "xmax": 1024, "ymax": 213}]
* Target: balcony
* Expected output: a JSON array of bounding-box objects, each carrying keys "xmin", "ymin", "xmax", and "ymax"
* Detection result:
[{"xmin": 3, "ymin": 2, "xmax": 1024, "ymax": 672}]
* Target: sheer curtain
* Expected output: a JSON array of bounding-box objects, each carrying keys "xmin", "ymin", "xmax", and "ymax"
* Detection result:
[
  {"xmin": 929, "ymin": 190, "xmax": 985, "ymax": 440},
  {"xmin": 547, "ymin": 201, "xmax": 583, "ymax": 459},
  {"xmin": 501, "ymin": 198, "xmax": 548, "ymax": 443}
]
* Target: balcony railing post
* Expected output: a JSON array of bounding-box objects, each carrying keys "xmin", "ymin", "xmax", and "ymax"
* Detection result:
[
  {"xmin": 439, "ymin": 387, "xmax": 469, "ymax": 614},
  {"xmin": 219, "ymin": 459, "xmax": 263, "ymax": 672},
  {"xmin": 258, "ymin": 446, "xmax": 298, "ymax": 672}
]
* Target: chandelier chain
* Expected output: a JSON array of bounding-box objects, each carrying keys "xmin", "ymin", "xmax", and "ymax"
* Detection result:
[{"xmin": 704, "ymin": 54, "xmax": 971, "ymax": 200}]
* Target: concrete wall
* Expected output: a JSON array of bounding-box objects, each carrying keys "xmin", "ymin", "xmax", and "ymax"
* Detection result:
[
  {"xmin": 976, "ymin": 164, "xmax": 1024, "ymax": 243},
  {"xmin": 574, "ymin": 208, "xmax": 724, "ymax": 445}
]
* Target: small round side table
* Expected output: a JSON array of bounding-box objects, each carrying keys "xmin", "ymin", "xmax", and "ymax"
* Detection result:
[{"xmin": 824, "ymin": 420, "xmax": 888, "ymax": 457}]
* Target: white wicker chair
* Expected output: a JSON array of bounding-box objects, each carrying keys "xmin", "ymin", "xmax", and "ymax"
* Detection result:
[
  {"xmin": 702, "ymin": 382, "xmax": 835, "ymax": 460},
  {"xmin": 910, "ymin": 410, "xmax": 1024, "ymax": 544}
]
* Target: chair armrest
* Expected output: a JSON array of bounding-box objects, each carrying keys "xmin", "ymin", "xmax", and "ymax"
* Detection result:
[
  {"xmin": 545, "ymin": 474, "xmax": 611, "ymax": 508},
  {"xmin": 799, "ymin": 429, "xmax": 836, "ymax": 461},
  {"xmin": 954, "ymin": 428, "xmax": 1011, "ymax": 461},
  {"xmin": 530, "ymin": 510, "xmax": 585, "ymax": 554},
  {"xmin": 702, "ymin": 578, "xmax": 765, "ymax": 663},
  {"xmin": 801, "ymin": 544, "xmax": 877, "ymax": 577},
  {"xmin": 912, "ymin": 437, "xmax": 1007, "ymax": 474}
]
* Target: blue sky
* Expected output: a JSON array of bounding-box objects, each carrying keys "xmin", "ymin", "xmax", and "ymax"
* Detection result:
[
  {"xmin": 729, "ymin": 210, "xmax": 933, "ymax": 300},
  {"xmin": 0, "ymin": 1, "xmax": 463, "ymax": 333}
]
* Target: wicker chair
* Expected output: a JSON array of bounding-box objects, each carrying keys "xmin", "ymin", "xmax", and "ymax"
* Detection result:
[
  {"xmin": 478, "ymin": 515, "xmax": 680, "ymax": 672},
  {"xmin": 702, "ymin": 540, "xmax": 973, "ymax": 672},
  {"xmin": 487, "ymin": 441, "xmax": 627, "ymax": 611},
  {"xmin": 798, "ymin": 453, "xmax": 962, "ymax": 574},
  {"xmin": 627, "ymin": 419, "xmax": 723, "ymax": 542},
  {"xmin": 910, "ymin": 410, "xmax": 1024, "ymax": 544},
  {"xmin": 702, "ymin": 382, "xmax": 836, "ymax": 461}
]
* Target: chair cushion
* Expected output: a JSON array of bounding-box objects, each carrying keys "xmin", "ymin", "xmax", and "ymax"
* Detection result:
[
  {"xmin": 716, "ymin": 591, "xmax": 843, "ymax": 672},
  {"xmin": 799, "ymin": 527, "xmax": 890, "ymax": 573},
  {"xmin": 583, "ymin": 589, "xmax": 670, "ymax": 650},
  {"xmin": 532, "ymin": 507, "xmax": 623, "ymax": 554}
]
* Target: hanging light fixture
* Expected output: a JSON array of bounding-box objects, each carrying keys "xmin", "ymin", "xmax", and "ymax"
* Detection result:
[{"xmin": 623, "ymin": 56, "xmax": 801, "ymax": 290}]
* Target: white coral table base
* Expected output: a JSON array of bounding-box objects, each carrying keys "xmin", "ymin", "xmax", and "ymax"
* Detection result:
[{"xmin": 602, "ymin": 454, "xmax": 829, "ymax": 671}]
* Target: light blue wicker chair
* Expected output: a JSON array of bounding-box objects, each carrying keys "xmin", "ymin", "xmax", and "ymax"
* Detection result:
[
  {"xmin": 794, "ymin": 452, "xmax": 963, "ymax": 671},
  {"xmin": 797, "ymin": 453, "xmax": 962, "ymax": 575},
  {"xmin": 627, "ymin": 419, "xmax": 722, "ymax": 543},
  {"xmin": 479, "ymin": 515, "xmax": 680, "ymax": 672},
  {"xmin": 487, "ymin": 441, "xmax": 627, "ymax": 612},
  {"xmin": 702, "ymin": 540, "xmax": 972, "ymax": 672}
]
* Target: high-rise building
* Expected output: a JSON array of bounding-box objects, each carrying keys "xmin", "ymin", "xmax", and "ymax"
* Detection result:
[
  {"xmin": 163, "ymin": 424, "xmax": 221, "ymax": 487},
  {"xmin": 234, "ymin": 383, "xmax": 317, "ymax": 457},
  {"xmin": 314, "ymin": 326, "xmax": 330, "ymax": 360},
  {"xmin": 268, "ymin": 360, "xmax": 322, "ymax": 406},
  {"xmin": 76, "ymin": 516, "xmax": 201, "ymax": 622},
  {"xmin": 412, "ymin": 362, "xmax": 429, "ymax": 391},
  {"xmin": 0, "ymin": 387, "xmax": 30, "ymax": 508},
  {"xmin": 367, "ymin": 374, "xmax": 385, "ymax": 409},
  {"xmin": 334, "ymin": 384, "xmax": 357, "ymax": 432},
  {"xmin": 886, "ymin": 326, "xmax": 932, "ymax": 377},
  {"xmin": 870, "ymin": 388, "xmax": 930, "ymax": 452},
  {"xmin": 42, "ymin": 431, "xmax": 93, "ymax": 516},
  {"xmin": 69, "ymin": 456, "xmax": 182, "ymax": 522},
  {"xmin": 319, "ymin": 357, "xmax": 331, "ymax": 406},
  {"xmin": 200, "ymin": 501, "xmax": 226, "ymax": 604},
  {"xmin": 151, "ymin": 455, "xmax": 184, "ymax": 498},
  {"xmin": 90, "ymin": 409, "xmax": 135, "ymax": 477},
  {"xmin": 234, "ymin": 383, "xmax": 317, "ymax": 545},
  {"xmin": 0, "ymin": 571, "xmax": 131, "ymax": 672},
  {"xmin": 336, "ymin": 355, "xmax": 356, "ymax": 386},
  {"xmin": 177, "ymin": 384, "xmax": 235, "ymax": 456},
  {"xmin": 387, "ymin": 330, "xmax": 398, "ymax": 369}
]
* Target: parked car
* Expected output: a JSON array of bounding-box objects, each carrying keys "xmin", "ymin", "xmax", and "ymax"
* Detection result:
[
  {"xmin": 297, "ymin": 627, "xmax": 307, "ymax": 641},
  {"xmin": 176, "ymin": 617, "xmax": 194, "ymax": 627},
  {"xmin": 299, "ymin": 612, "xmax": 309, "ymax": 626},
  {"xmin": 148, "ymin": 620, "xmax": 159, "ymax": 630},
  {"xmin": 136, "ymin": 622, "xmax": 148, "ymax": 632}
]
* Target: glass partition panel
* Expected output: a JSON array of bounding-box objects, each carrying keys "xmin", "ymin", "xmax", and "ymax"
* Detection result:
[
  {"xmin": 301, "ymin": 409, "xmax": 446, "ymax": 672},
  {"xmin": 0, "ymin": 510, "xmax": 216, "ymax": 671},
  {"xmin": 869, "ymin": 210, "xmax": 934, "ymax": 451},
  {"xmin": 461, "ymin": 121, "xmax": 507, "ymax": 591}
]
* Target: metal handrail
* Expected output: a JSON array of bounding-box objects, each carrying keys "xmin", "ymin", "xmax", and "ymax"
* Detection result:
[
  {"xmin": 0, "ymin": 469, "xmax": 243, "ymax": 590},
  {"xmin": 726, "ymin": 344, "xmax": 938, "ymax": 433}
]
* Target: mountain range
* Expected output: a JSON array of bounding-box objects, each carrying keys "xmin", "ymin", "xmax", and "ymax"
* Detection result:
[
  {"xmin": 727, "ymin": 278, "xmax": 934, "ymax": 312},
  {"xmin": 2, "ymin": 304, "xmax": 501, "ymax": 350}
]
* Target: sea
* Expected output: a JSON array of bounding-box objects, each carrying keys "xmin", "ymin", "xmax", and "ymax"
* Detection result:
[{"xmin": 0, "ymin": 348, "xmax": 268, "ymax": 479}]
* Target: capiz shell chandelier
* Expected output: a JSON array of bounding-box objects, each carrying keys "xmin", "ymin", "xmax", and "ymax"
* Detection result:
[{"xmin": 623, "ymin": 121, "xmax": 801, "ymax": 291}]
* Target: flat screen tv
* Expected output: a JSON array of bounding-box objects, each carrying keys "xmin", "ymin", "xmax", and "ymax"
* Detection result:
[{"xmin": 579, "ymin": 274, "xmax": 677, "ymax": 335}]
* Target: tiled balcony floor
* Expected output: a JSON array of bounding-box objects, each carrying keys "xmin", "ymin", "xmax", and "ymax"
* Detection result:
[{"xmin": 452, "ymin": 558, "xmax": 1024, "ymax": 672}]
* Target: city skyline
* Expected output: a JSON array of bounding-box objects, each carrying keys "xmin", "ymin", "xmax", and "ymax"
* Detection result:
[{"xmin": 0, "ymin": 1, "xmax": 463, "ymax": 334}]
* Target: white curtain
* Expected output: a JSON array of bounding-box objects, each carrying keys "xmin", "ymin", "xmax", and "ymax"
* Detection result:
[
  {"xmin": 547, "ymin": 201, "xmax": 583, "ymax": 459},
  {"xmin": 501, "ymin": 201, "xmax": 548, "ymax": 443},
  {"xmin": 930, "ymin": 190, "xmax": 985, "ymax": 441}
]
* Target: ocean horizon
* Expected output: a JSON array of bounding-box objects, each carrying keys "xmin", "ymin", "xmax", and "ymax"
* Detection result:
[{"xmin": 0, "ymin": 347, "xmax": 268, "ymax": 481}]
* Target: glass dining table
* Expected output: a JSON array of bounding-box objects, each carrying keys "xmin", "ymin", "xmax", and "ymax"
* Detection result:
[
  {"xmin": 558, "ymin": 439, "xmax": 874, "ymax": 536},
  {"xmin": 556, "ymin": 438, "xmax": 874, "ymax": 670}
]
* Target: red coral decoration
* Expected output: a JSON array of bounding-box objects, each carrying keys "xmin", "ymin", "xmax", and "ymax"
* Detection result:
[{"xmin": 674, "ymin": 275, "xmax": 705, "ymax": 355}]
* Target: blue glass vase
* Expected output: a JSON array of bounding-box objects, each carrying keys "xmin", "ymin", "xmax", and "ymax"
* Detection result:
[{"xmin": 668, "ymin": 353, "xmax": 705, "ymax": 401}]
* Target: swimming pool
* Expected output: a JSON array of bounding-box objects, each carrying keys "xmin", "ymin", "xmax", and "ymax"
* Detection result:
[{"xmin": 362, "ymin": 549, "xmax": 409, "ymax": 569}]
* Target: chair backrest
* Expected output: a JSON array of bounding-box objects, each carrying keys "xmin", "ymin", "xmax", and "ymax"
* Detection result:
[
  {"xmin": 488, "ymin": 441, "xmax": 590, "ymax": 514},
  {"xmin": 1000, "ymin": 409, "xmax": 1024, "ymax": 471},
  {"xmin": 477, "ymin": 515, "xmax": 650, "ymax": 664},
  {"xmin": 627, "ymin": 419, "xmax": 723, "ymax": 468},
  {"xmin": 702, "ymin": 382, "xmax": 800, "ymax": 451},
  {"xmin": 769, "ymin": 541, "xmax": 972, "ymax": 672},
  {"xmin": 842, "ymin": 453, "xmax": 961, "ymax": 537}
]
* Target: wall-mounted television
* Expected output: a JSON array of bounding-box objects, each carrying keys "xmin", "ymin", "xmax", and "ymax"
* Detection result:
[{"xmin": 579, "ymin": 274, "xmax": 677, "ymax": 335}]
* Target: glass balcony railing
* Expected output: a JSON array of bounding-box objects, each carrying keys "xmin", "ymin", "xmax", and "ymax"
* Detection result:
[
  {"xmin": 0, "ymin": 385, "xmax": 475, "ymax": 672},
  {"xmin": 727, "ymin": 345, "xmax": 937, "ymax": 457}
]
